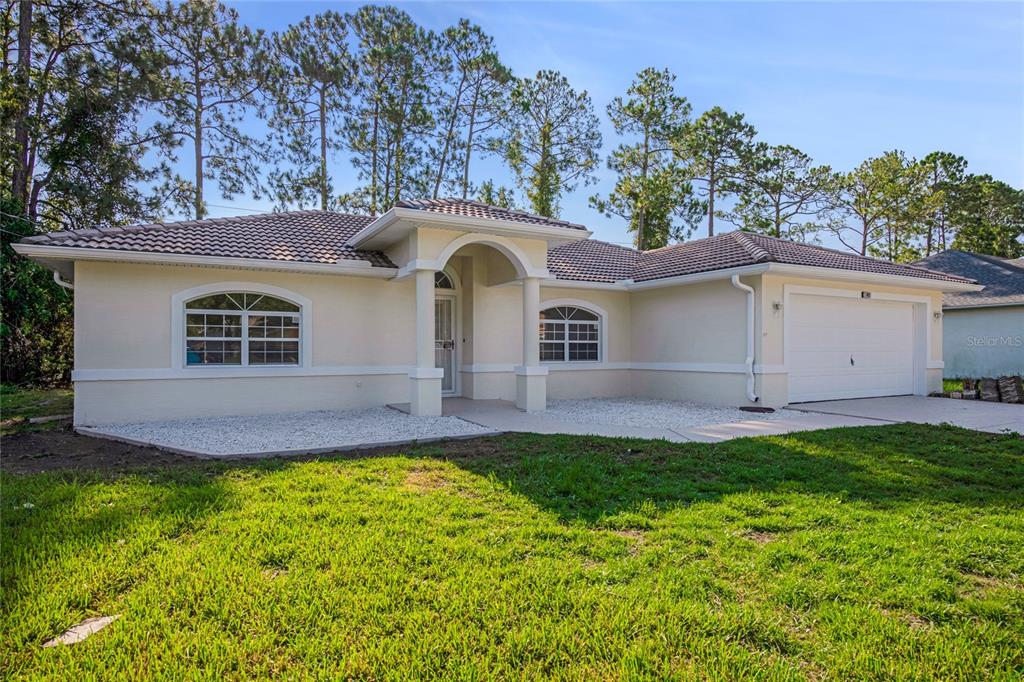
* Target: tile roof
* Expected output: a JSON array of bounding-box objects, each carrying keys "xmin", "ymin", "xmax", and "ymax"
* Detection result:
[
  {"xmin": 630, "ymin": 231, "xmax": 971, "ymax": 284},
  {"xmin": 395, "ymin": 197, "xmax": 588, "ymax": 231},
  {"xmin": 19, "ymin": 210, "xmax": 395, "ymax": 268},
  {"xmin": 18, "ymin": 206, "xmax": 973, "ymax": 288},
  {"xmin": 913, "ymin": 250, "xmax": 1024, "ymax": 307},
  {"xmin": 547, "ymin": 239, "xmax": 639, "ymax": 283}
]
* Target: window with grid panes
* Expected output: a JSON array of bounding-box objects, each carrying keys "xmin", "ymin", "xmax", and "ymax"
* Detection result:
[
  {"xmin": 184, "ymin": 293, "xmax": 301, "ymax": 366},
  {"xmin": 539, "ymin": 306, "xmax": 600, "ymax": 362}
]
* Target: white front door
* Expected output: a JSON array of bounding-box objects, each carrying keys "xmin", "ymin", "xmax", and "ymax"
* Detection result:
[
  {"xmin": 434, "ymin": 295, "xmax": 457, "ymax": 394},
  {"xmin": 788, "ymin": 294, "xmax": 916, "ymax": 403}
]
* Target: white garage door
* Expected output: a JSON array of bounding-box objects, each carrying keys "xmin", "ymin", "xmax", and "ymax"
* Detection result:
[{"xmin": 788, "ymin": 294, "xmax": 916, "ymax": 403}]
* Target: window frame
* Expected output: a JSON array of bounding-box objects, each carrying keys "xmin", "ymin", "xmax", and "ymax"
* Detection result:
[
  {"xmin": 184, "ymin": 301, "xmax": 301, "ymax": 368},
  {"xmin": 171, "ymin": 283, "xmax": 312, "ymax": 372},
  {"xmin": 539, "ymin": 303, "xmax": 604, "ymax": 364}
]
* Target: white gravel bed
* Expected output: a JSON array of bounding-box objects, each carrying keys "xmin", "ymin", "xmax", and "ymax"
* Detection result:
[
  {"xmin": 537, "ymin": 397, "xmax": 785, "ymax": 430},
  {"xmin": 91, "ymin": 407, "xmax": 494, "ymax": 456}
]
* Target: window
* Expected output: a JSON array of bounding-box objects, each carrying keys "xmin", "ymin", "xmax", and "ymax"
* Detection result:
[
  {"xmin": 185, "ymin": 293, "xmax": 301, "ymax": 366},
  {"xmin": 434, "ymin": 271, "xmax": 454, "ymax": 289},
  {"xmin": 540, "ymin": 306, "xmax": 600, "ymax": 362}
]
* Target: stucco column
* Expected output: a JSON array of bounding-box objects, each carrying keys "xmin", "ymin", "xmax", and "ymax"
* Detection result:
[
  {"xmin": 515, "ymin": 276, "xmax": 547, "ymax": 411},
  {"xmin": 409, "ymin": 268, "xmax": 442, "ymax": 416}
]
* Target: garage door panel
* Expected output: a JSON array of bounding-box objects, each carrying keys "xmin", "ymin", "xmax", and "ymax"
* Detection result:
[{"xmin": 788, "ymin": 294, "xmax": 916, "ymax": 403}]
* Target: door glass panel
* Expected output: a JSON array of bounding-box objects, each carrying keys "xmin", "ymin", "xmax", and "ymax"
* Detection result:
[{"xmin": 434, "ymin": 298, "xmax": 455, "ymax": 393}]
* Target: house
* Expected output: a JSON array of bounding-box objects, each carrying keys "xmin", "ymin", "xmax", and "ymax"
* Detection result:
[
  {"xmin": 13, "ymin": 198, "xmax": 979, "ymax": 425},
  {"xmin": 913, "ymin": 250, "xmax": 1024, "ymax": 378}
]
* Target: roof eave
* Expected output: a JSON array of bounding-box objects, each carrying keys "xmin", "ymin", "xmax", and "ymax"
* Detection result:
[
  {"xmin": 943, "ymin": 300, "xmax": 1024, "ymax": 310},
  {"xmin": 764, "ymin": 263, "xmax": 982, "ymax": 292},
  {"xmin": 11, "ymin": 243, "xmax": 398, "ymax": 279}
]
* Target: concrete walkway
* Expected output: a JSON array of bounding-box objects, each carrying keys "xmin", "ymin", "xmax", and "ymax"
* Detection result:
[
  {"xmin": 394, "ymin": 398, "xmax": 880, "ymax": 443},
  {"xmin": 791, "ymin": 396, "xmax": 1024, "ymax": 434}
]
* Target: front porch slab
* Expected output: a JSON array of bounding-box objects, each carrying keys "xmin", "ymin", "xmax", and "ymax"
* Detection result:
[{"xmin": 395, "ymin": 397, "xmax": 870, "ymax": 443}]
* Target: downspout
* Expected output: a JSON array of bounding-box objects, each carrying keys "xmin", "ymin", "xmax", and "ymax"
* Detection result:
[
  {"xmin": 730, "ymin": 275, "xmax": 758, "ymax": 403},
  {"xmin": 53, "ymin": 271, "xmax": 74, "ymax": 290}
]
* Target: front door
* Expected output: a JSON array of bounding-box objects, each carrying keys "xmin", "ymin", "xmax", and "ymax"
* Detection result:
[{"xmin": 435, "ymin": 295, "xmax": 457, "ymax": 394}]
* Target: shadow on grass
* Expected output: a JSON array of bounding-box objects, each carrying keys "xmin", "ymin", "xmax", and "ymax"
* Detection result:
[
  {"xmin": 435, "ymin": 423, "xmax": 1024, "ymax": 523},
  {"xmin": 4, "ymin": 422, "xmax": 1022, "ymax": 545}
]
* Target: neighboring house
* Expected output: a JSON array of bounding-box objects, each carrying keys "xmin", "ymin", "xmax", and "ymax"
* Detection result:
[
  {"xmin": 13, "ymin": 198, "xmax": 979, "ymax": 425},
  {"xmin": 913, "ymin": 250, "xmax": 1024, "ymax": 378}
]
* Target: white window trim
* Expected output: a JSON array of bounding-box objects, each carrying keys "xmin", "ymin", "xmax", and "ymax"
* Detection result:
[
  {"xmin": 171, "ymin": 282, "xmax": 312, "ymax": 371},
  {"xmin": 538, "ymin": 298, "xmax": 608, "ymax": 364}
]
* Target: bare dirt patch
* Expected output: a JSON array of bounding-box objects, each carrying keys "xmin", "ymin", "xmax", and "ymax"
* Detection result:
[
  {"xmin": 962, "ymin": 572, "xmax": 1020, "ymax": 595},
  {"xmin": 402, "ymin": 467, "xmax": 450, "ymax": 492},
  {"xmin": 1, "ymin": 426, "xmax": 198, "ymax": 474},
  {"xmin": 743, "ymin": 531, "xmax": 776, "ymax": 544}
]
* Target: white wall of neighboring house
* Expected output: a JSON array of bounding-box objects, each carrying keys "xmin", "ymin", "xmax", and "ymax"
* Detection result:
[{"xmin": 942, "ymin": 306, "xmax": 1024, "ymax": 378}]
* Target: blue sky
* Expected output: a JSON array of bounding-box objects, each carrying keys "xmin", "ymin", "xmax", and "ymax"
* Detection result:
[{"xmin": 214, "ymin": 1, "xmax": 1024, "ymax": 248}]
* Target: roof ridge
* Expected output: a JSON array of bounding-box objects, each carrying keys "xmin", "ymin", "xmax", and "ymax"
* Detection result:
[
  {"xmin": 729, "ymin": 230, "xmax": 774, "ymax": 263},
  {"xmin": 968, "ymin": 251, "xmax": 1024, "ymax": 274}
]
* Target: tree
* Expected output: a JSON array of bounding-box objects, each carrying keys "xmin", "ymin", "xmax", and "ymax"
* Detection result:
[
  {"xmin": 589, "ymin": 68, "xmax": 701, "ymax": 249},
  {"xmin": 151, "ymin": 0, "xmax": 270, "ymax": 219},
  {"xmin": 425, "ymin": 20, "xmax": 511, "ymax": 200},
  {"xmin": 476, "ymin": 179, "xmax": 517, "ymax": 209},
  {"xmin": 677, "ymin": 106, "xmax": 756, "ymax": 236},
  {"xmin": 729, "ymin": 143, "xmax": 835, "ymax": 240},
  {"xmin": 824, "ymin": 150, "xmax": 936, "ymax": 262},
  {"xmin": 1, "ymin": 200, "xmax": 72, "ymax": 385},
  {"xmin": 951, "ymin": 176, "xmax": 1024, "ymax": 258},
  {"xmin": 495, "ymin": 70, "xmax": 602, "ymax": 218},
  {"xmin": 266, "ymin": 11, "xmax": 352, "ymax": 211},
  {"xmin": 918, "ymin": 151, "xmax": 967, "ymax": 255},
  {"xmin": 345, "ymin": 5, "xmax": 438, "ymax": 215},
  {"xmin": 1, "ymin": 0, "xmax": 171, "ymax": 228}
]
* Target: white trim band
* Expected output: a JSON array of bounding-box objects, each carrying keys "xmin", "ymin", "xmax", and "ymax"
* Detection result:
[
  {"xmin": 408, "ymin": 367, "xmax": 445, "ymax": 379},
  {"xmin": 73, "ymin": 365, "xmax": 413, "ymax": 382}
]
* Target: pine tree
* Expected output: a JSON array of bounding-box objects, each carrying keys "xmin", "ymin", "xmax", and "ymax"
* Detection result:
[
  {"xmin": 495, "ymin": 70, "xmax": 601, "ymax": 218},
  {"xmin": 590, "ymin": 68, "xmax": 701, "ymax": 249}
]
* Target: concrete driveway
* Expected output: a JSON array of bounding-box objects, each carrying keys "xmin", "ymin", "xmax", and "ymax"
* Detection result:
[{"xmin": 789, "ymin": 396, "xmax": 1024, "ymax": 434}]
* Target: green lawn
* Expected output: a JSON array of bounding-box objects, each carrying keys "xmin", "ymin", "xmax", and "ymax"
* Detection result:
[
  {"xmin": 0, "ymin": 385, "xmax": 73, "ymax": 435},
  {"xmin": 943, "ymin": 379, "xmax": 966, "ymax": 393},
  {"xmin": 2, "ymin": 425, "xmax": 1022, "ymax": 679}
]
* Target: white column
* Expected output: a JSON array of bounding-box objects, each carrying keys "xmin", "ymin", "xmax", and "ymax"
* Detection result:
[
  {"xmin": 409, "ymin": 268, "xmax": 443, "ymax": 416},
  {"xmin": 515, "ymin": 276, "xmax": 547, "ymax": 411}
]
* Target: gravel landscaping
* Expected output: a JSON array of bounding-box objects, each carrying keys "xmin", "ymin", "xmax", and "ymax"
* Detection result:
[
  {"xmin": 539, "ymin": 397, "xmax": 787, "ymax": 430},
  {"xmin": 87, "ymin": 407, "xmax": 495, "ymax": 457}
]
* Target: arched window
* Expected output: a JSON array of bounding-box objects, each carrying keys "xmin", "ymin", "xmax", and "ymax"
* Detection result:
[
  {"xmin": 434, "ymin": 271, "xmax": 454, "ymax": 289},
  {"xmin": 185, "ymin": 292, "xmax": 301, "ymax": 366},
  {"xmin": 540, "ymin": 306, "xmax": 600, "ymax": 362}
]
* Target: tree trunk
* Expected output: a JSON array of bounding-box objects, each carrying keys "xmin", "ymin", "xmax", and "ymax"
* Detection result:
[
  {"xmin": 319, "ymin": 88, "xmax": 328, "ymax": 211},
  {"xmin": 774, "ymin": 203, "xmax": 781, "ymax": 238},
  {"xmin": 11, "ymin": 0, "xmax": 32, "ymax": 206},
  {"xmin": 707, "ymin": 164, "xmax": 716, "ymax": 237},
  {"xmin": 433, "ymin": 77, "xmax": 465, "ymax": 199},
  {"xmin": 193, "ymin": 70, "xmax": 204, "ymax": 220},
  {"xmin": 370, "ymin": 93, "xmax": 380, "ymax": 216},
  {"xmin": 461, "ymin": 87, "xmax": 480, "ymax": 199},
  {"xmin": 637, "ymin": 129, "xmax": 649, "ymax": 249},
  {"xmin": 860, "ymin": 219, "xmax": 868, "ymax": 255}
]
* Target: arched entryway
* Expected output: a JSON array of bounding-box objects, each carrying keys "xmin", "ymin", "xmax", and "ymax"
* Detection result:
[{"xmin": 407, "ymin": 233, "xmax": 549, "ymax": 416}]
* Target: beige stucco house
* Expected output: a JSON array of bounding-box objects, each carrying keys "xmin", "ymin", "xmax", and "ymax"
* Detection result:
[{"xmin": 13, "ymin": 198, "xmax": 980, "ymax": 426}]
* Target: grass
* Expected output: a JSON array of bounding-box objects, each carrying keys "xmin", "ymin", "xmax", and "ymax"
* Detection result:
[
  {"xmin": 2, "ymin": 424, "xmax": 1023, "ymax": 679},
  {"xmin": 944, "ymin": 379, "xmax": 966, "ymax": 393},
  {"xmin": 0, "ymin": 385, "xmax": 73, "ymax": 435}
]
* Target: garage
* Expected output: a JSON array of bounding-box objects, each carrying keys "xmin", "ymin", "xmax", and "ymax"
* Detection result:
[{"xmin": 787, "ymin": 293, "xmax": 918, "ymax": 403}]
